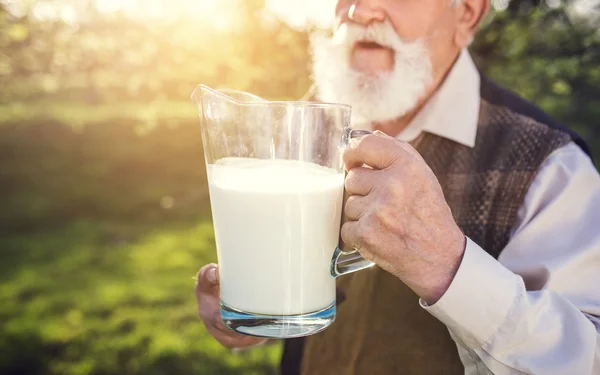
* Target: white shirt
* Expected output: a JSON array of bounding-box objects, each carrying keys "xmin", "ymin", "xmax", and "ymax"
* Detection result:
[{"xmin": 400, "ymin": 49, "xmax": 600, "ymax": 374}]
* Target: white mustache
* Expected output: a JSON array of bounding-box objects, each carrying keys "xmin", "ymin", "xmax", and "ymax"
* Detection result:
[
  {"xmin": 309, "ymin": 18, "xmax": 434, "ymax": 125},
  {"xmin": 332, "ymin": 19, "xmax": 419, "ymax": 53}
]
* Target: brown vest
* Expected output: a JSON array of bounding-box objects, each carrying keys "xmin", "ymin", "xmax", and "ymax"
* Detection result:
[{"xmin": 297, "ymin": 100, "xmax": 573, "ymax": 375}]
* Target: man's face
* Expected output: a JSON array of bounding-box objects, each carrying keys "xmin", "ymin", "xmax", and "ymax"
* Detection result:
[{"xmin": 310, "ymin": 0, "xmax": 460, "ymax": 127}]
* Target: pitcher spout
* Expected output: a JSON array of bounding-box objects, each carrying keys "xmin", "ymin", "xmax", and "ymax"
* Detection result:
[
  {"xmin": 191, "ymin": 84, "xmax": 266, "ymax": 111},
  {"xmin": 191, "ymin": 83, "xmax": 352, "ymax": 166}
]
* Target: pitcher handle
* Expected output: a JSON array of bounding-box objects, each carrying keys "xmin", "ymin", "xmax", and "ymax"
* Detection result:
[
  {"xmin": 330, "ymin": 128, "xmax": 376, "ymax": 278},
  {"xmin": 342, "ymin": 128, "xmax": 372, "ymax": 144},
  {"xmin": 331, "ymin": 247, "xmax": 375, "ymax": 277}
]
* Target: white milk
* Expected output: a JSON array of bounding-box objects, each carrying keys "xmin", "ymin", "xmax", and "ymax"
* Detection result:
[{"xmin": 207, "ymin": 157, "xmax": 344, "ymax": 316}]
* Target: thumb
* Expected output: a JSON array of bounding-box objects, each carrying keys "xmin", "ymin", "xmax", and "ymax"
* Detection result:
[
  {"xmin": 372, "ymin": 130, "xmax": 391, "ymax": 138},
  {"xmin": 195, "ymin": 264, "xmax": 220, "ymax": 298},
  {"xmin": 344, "ymin": 132, "xmax": 400, "ymax": 170},
  {"xmin": 373, "ymin": 130, "xmax": 423, "ymax": 160}
]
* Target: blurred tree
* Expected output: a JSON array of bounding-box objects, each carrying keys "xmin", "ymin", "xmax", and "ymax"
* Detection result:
[
  {"xmin": 471, "ymin": 0, "xmax": 599, "ymax": 148},
  {"xmin": 0, "ymin": 0, "xmax": 311, "ymax": 104},
  {"xmin": 0, "ymin": 0, "xmax": 597, "ymax": 147}
]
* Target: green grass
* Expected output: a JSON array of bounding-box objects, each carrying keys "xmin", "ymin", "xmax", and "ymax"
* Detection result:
[
  {"xmin": 0, "ymin": 218, "xmax": 282, "ymax": 375},
  {"xmin": 0, "ymin": 115, "xmax": 283, "ymax": 374}
]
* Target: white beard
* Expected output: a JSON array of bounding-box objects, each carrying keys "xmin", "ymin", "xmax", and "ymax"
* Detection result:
[{"xmin": 309, "ymin": 20, "xmax": 434, "ymax": 129}]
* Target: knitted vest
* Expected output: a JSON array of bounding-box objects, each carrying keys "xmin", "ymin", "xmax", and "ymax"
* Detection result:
[{"xmin": 280, "ymin": 77, "xmax": 591, "ymax": 375}]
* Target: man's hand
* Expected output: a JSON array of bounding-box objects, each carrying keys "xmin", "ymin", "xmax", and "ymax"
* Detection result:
[
  {"xmin": 195, "ymin": 264, "xmax": 267, "ymax": 348},
  {"xmin": 341, "ymin": 131, "xmax": 466, "ymax": 304}
]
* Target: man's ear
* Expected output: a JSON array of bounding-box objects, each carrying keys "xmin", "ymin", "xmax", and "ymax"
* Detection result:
[{"xmin": 454, "ymin": 0, "xmax": 490, "ymax": 48}]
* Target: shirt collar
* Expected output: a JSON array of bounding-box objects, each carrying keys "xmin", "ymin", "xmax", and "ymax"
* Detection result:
[{"xmin": 397, "ymin": 49, "xmax": 481, "ymax": 148}]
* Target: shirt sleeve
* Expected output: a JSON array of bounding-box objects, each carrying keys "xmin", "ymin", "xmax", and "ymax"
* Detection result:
[{"xmin": 421, "ymin": 141, "xmax": 600, "ymax": 375}]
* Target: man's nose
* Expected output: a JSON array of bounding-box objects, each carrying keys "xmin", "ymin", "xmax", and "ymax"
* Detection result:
[{"xmin": 340, "ymin": 0, "xmax": 387, "ymax": 25}]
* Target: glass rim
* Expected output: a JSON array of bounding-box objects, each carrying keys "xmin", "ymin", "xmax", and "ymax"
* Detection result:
[{"xmin": 192, "ymin": 84, "xmax": 352, "ymax": 111}]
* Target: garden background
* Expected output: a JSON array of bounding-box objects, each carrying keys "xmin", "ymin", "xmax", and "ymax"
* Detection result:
[{"xmin": 0, "ymin": 0, "xmax": 598, "ymax": 374}]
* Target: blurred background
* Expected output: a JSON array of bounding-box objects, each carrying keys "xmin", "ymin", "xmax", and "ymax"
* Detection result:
[{"xmin": 0, "ymin": 0, "xmax": 598, "ymax": 374}]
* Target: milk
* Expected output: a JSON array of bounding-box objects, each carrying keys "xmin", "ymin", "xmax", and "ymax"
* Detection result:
[{"xmin": 207, "ymin": 157, "xmax": 344, "ymax": 316}]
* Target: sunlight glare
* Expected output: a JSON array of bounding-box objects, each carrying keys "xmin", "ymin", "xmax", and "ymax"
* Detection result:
[
  {"xmin": 266, "ymin": 0, "xmax": 337, "ymax": 28},
  {"xmin": 60, "ymin": 5, "xmax": 78, "ymax": 24},
  {"xmin": 28, "ymin": 0, "xmax": 337, "ymax": 30},
  {"xmin": 94, "ymin": 0, "xmax": 122, "ymax": 14},
  {"xmin": 143, "ymin": 0, "xmax": 165, "ymax": 18},
  {"xmin": 95, "ymin": 0, "xmax": 231, "ymax": 18},
  {"xmin": 32, "ymin": 2, "xmax": 58, "ymax": 20},
  {"xmin": 92, "ymin": 0, "xmax": 239, "ymax": 29}
]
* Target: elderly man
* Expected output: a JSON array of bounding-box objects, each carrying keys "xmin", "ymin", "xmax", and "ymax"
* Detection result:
[{"xmin": 195, "ymin": 0, "xmax": 600, "ymax": 374}]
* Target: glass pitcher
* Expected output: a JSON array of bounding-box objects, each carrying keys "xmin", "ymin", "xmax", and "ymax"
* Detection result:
[{"xmin": 191, "ymin": 85, "xmax": 375, "ymax": 339}]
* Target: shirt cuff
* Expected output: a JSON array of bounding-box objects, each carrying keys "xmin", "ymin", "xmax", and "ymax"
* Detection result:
[{"xmin": 420, "ymin": 237, "xmax": 523, "ymax": 348}]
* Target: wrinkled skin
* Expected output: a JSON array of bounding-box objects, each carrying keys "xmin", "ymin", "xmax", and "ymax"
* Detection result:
[
  {"xmin": 195, "ymin": 264, "xmax": 266, "ymax": 349},
  {"xmin": 340, "ymin": 131, "xmax": 466, "ymax": 304}
]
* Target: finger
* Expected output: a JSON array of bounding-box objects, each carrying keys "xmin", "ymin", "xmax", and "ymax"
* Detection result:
[
  {"xmin": 345, "ymin": 167, "xmax": 379, "ymax": 196},
  {"xmin": 373, "ymin": 130, "xmax": 424, "ymax": 161},
  {"xmin": 344, "ymin": 194, "xmax": 369, "ymax": 220},
  {"xmin": 194, "ymin": 266, "xmax": 267, "ymax": 349},
  {"xmin": 219, "ymin": 335, "xmax": 266, "ymax": 349},
  {"xmin": 198, "ymin": 295, "xmax": 250, "ymax": 342},
  {"xmin": 195, "ymin": 263, "xmax": 219, "ymax": 300},
  {"xmin": 196, "ymin": 287, "xmax": 223, "ymax": 330},
  {"xmin": 195, "ymin": 264, "xmax": 222, "ymax": 324},
  {"xmin": 340, "ymin": 220, "xmax": 361, "ymax": 250},
  {"xmin": 344, "ymin": 133, "xmax": 404, "ymax": 171},
  {"xmin": 205, "ymin": 319, "xmax": 265, "ymax": 348},
  {"xmin": 206, "ymin": 310, "xmax": 243, "ymax": 338},
  {"xmin": 341, "ymin": 221, "xmax": 377, "ymax": 264},
  {"xmin": 211, "ymin": 327, "xmax": 266, "ymax": 349},
  {"xmin": 202, "ymin": 309, "xmax": 267, "ymax": 348}
]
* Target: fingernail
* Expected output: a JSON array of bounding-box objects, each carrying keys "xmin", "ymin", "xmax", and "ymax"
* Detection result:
[
  {"xmin": 373, "ymin": 130, "xmax": 390, "ymax": 137},
  {"xmin": 207, "ymin": 267, "xmax": 217, "ymax": 283}
]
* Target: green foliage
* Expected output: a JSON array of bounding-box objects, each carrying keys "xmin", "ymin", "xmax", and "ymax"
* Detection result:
[
  {"xmin": 471, "ymin": 1, "xmax": 600, "ymax": 152},
  {"xmin": 0, "ymin": 0, "xmax": 312, "ymax": 104},
  {"xmin": 0, "ymin": 219, "xmax": 282, "ymax": 375},
  {"xmin": 0, "ymin": 118, "xmax": 207, "ymax": 233}
]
